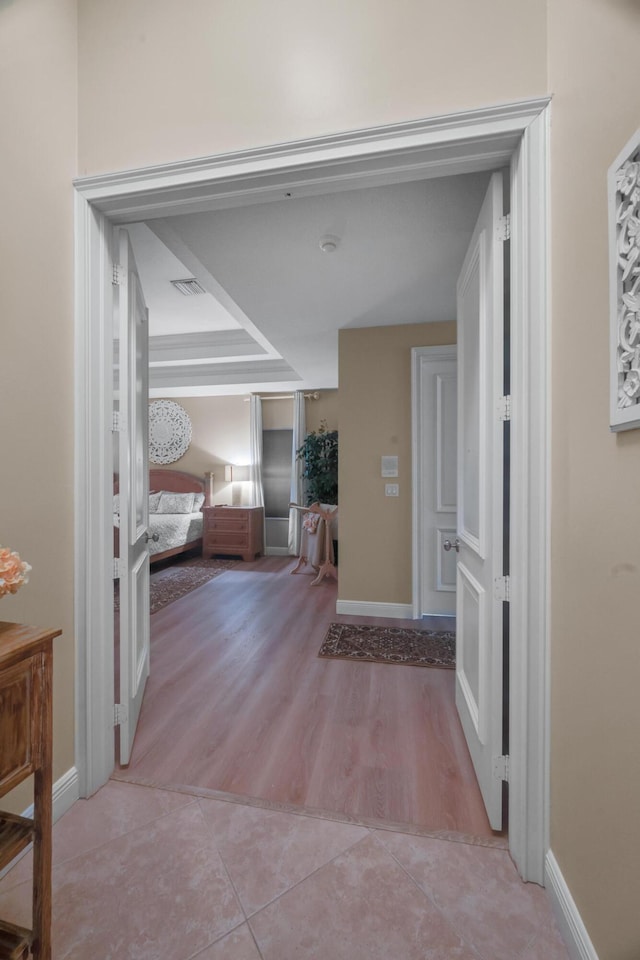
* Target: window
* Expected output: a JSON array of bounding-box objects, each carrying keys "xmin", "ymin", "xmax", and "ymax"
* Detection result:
[{"xmin": 262, "ymin": 429, "xmax": 293, "ymax": 518}]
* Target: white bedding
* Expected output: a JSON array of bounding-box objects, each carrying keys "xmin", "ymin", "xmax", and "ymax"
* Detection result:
[
  {"xmin": 113, "ymin": 510, "xmax": 203, "ymax": 556},
  {"xmin": 148, "ymin": 511, "xmax": 203, "ymax": 556}
]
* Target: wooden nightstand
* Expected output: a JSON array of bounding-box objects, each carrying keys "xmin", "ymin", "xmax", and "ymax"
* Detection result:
[
  {"xmin": 202, "ymin": 506, "xmax": 264, "ymax": 562},
  {"xmin": 0, "ymin": 622, "xmax": 60, "ymax": 960}
]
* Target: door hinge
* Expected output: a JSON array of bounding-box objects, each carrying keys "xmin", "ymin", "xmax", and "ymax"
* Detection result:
[
  {"xmin": 112, "ymin": 263, "xmax": 123, "ymax": 285},
  {"xmin": 497, "ymin": 395, "xmax": 511, "ymax": 421},
  {"xmin": 112, "ymin": 410, "xmax": 122, "ymax": 432},
  {"xmin": 493, "ymin": 755, "xmax": 510, "ymax": 782},
  {"xmin": 494, "ymin": 575, "xmax": 510, "ymax": 602},
  {"xmin": 114, "ymin": 703, "xmax": 128, "ymax": 727},
  {"xmin": 113, "ymin": 557, "xmax": 121, "ymax": 580},
  {"xmin": 497, "ymin": 214, "xmax": 511, "ymax": 242}
]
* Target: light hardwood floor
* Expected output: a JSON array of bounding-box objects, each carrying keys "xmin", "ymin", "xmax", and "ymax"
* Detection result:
[{"xmin": 117, "ymin": 557, "xmax": 497, "ymax": 839}]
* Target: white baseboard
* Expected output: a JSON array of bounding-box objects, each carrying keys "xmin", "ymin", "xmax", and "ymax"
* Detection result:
[
  {"xmin": 335, "ymin": 600, "xmax": 415, "ymax": 620},
  {"xmin": 265, "ymin": 547, "xmax": 292, "ymax": 556},
  {"xmin": 545, "ymin": 850, "xmax": 600, "ymax": 960},
  {"xmin": 53, "ymin": 765, "xmax": 80, "ymax": 820},
  {"xmin": 0, "ymin": 766, "xmax": 80, "ymax": 881},
  {"xmin": 21, "ymin": 765, "xmax": 80, "ymax": 823}
]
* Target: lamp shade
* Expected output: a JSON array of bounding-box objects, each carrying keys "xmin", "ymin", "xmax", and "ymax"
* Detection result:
[{"xmin": 225, "ymin": 464, "xmax": 250, "ymax": 483}]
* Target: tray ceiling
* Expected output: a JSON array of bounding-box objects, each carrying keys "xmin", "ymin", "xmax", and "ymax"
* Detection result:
[{"xmin": 128, "ymin": 171, "xmax": 490, "ymax": 396}]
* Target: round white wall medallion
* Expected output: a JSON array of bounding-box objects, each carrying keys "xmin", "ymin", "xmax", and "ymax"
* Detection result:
[{"xmin": 148, "ymin": 400, "xmax": 192, "ymax": 464}]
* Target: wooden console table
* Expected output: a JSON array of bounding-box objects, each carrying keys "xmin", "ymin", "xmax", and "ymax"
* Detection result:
[{"xmin": 0, "ymin": 622, "xmax": 59, "ymax": 960}]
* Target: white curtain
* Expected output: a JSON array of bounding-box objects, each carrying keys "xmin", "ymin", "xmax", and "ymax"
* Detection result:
[
  {"xmin": 288, "ymin": 390, "xmax": 306, "ymax": 555},
  {"xmin": 249, "ymin": 395, "xmax": 265, "ymax": 508}
]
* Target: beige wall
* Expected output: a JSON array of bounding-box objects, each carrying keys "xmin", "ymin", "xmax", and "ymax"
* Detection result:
[
  {"xmin": 339, "ymin": 323, "xmax": 455, "ymax": 605},
  {"xmin": 306, "ymin": 390, "xmax": 339, "ymax": 434},
  {"xmin": 151, "ymin": 396, "xmax": 251, "ymax": 505},
  {"xmin": 261, "ymin": 397, "xmax": 294, "ymax": 431},
  {"xmin": 249, "ymin": 390, "xmax": 338, "ymax": 433},
  {"xmin": 260, "ymin": 391, "xmax": 339, "ymax": 434},
  {"xmin": 548, "ymin": 1, "xmax": 640, "ymax": 956},
  {"xmin": 77, "ymin": 0, "xmax": 547, "ymax": 175},
  {"xmin": 0, "ymin": 0, "xmax": 77, "ymax": 811}
]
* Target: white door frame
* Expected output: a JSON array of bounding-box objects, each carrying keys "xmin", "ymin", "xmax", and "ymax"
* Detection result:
[
  {"xmin": 411, "ymin": 345, "xmax": 458, "ymax": 619},
  {"xmin": 73, "ymin": 97, "xmax": 550, "ymax": 883}
]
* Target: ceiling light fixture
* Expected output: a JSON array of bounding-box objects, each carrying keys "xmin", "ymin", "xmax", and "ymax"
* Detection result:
[
  {"xmin": 318, "ymin": 235, "xmax": 340, "ymax": 254},
  {"xmin": 170, "ymin": 277, "xmax": 206, "ymax": 296}
]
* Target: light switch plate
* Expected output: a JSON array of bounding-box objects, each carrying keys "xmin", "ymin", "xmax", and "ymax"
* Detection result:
[
  {"xmin": 385, "ymin": 483, "xmax": 399, "ymax": 497},
  {"xmin": 381, "ymin": 456, "xmax": 399, "ymax": 477}
]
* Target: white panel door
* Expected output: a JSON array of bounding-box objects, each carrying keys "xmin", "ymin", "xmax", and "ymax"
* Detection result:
[
  {"xmin": 415, "ymin": 347, "xmax": 457, "ymax": 616},
  {"xmin": 454, "ymin": 172, "xmax": 505, "ymax": 830},
  {"xmin": 115, "ymin": 228, "xmax": 150, "ymax": 765}
]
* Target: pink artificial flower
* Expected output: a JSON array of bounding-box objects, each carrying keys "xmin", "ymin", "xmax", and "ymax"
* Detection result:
[{"xmin": 0, "ymin": 546, "xmax": 32, "ymax": 598}]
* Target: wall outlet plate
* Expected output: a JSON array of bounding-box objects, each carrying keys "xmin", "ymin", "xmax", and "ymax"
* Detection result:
[{"xmin": 385, "ymin": 483, "xmax": 399, "ymax": 497}]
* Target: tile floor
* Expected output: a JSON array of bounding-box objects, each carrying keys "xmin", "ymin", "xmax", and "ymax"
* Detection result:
[{"xmin": 0, "ymin": 780, "xmax": 571, "ymax": 959}]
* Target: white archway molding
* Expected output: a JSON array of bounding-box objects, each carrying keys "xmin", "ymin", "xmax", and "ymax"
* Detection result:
[{"xmin": 74, "ymin": 97, "xmax": 550, "ymax": 883}]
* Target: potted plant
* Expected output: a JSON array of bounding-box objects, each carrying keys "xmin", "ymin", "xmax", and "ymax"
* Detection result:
[{"xmin": 296, "ymin": 421, "xmax": 338, "ymax": 505}]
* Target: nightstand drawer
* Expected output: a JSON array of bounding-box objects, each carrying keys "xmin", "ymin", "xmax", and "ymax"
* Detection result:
[
  {"xmin": 206, "ymin": 531, "xmax": 249, "ymax": 550},
  {"xmin": 207, "ymin": 518, "xmax": 248, "ymax": 534},
  {"xmin": 210, "ymin": 508, "xmax": 250, "ymax": 519}
]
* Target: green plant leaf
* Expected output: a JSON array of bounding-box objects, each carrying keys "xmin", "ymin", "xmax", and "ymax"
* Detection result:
[{"xmin": 296, "ymin": 420, "xmax": 339, "ymax": 504}]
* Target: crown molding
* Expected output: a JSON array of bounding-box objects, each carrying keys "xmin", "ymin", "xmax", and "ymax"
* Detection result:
[
  {"xmin": 149, "ymin": 329, "xmax": 266, "ymax": 363},
  {"xmin": 149, "ymin": 357, "xmax": 300, "ymax": 388}
]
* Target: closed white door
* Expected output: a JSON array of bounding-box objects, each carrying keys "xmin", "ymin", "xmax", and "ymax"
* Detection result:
[
  {"xmin": 454, "ymin": 172, "xmax": 505, "ymax": 830},
  {"xmin": 115, "ymin": 228, "xmax": 151, "ymax": 765},
  {"xmin": 413, "ymin": 346, "xmax": 457, "ymax": 616}
]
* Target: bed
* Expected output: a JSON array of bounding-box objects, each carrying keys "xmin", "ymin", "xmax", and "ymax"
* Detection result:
[{"xmin": 114, "ymin": 469, "xmax": 207, "ymax": 565}]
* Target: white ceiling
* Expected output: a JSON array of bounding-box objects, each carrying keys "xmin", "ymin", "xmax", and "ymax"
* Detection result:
[
  {"xmin": 127, "ymin": 223, "xmax": 242, "ymax": 336},
  {"xmin": 128, "ymin": 171, "xmax": 490, "ymax": 396}
]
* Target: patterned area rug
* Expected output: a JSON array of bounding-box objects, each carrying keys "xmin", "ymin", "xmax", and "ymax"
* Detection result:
[
  {"xmin": 318, "ymin": 622, "xmax": 456, "ymax": 669},
  {"xmin": 114, "ymin": 557, "xmax": 238, "ymax": 616}
]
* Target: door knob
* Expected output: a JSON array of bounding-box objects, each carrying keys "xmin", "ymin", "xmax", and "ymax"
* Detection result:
[
  {"xmin": 145, "ymin": 532, "xmax": 160, "ymax": 543},
  {"xmin": 443, "ymin": 538, "xmax": 460, "ymax": 552}
]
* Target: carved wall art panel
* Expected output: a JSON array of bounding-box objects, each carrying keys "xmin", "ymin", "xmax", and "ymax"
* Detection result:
[
  {"xmin": 148, "ymin": 400, "xmax": 192, "ymax": 463},
  {"xmin": 609, "ymin": 128, "xmax": 640, "ymax": 430}
]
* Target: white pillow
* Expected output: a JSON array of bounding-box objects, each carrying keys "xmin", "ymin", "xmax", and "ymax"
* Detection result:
[
  {"xmin": 157, "ymin": 492, "xmax": 195, "ymax": 514},
  {"xmin": 149, "ymin": 491, "xmax": 162, "ymax": 513},
  {"xmin": 192, "ymin": 492, "xmax": 205, "ymax": 511},
  {"xmin": 113, "ymin": 493, "xmax": 120, "ymax": 515}
]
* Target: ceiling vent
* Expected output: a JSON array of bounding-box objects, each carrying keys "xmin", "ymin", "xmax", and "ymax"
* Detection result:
[{"xmin": 170, "ymin": 277, "xmax": 206, "ymax": 296}]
